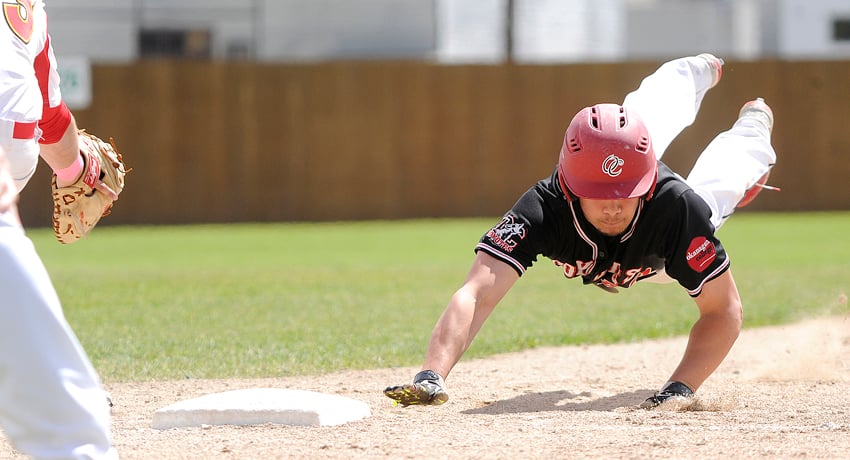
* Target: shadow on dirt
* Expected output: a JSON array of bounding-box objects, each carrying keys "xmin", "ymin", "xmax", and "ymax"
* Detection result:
[{"xmin": 461, "ymin": 389, "xmax": 653, "ymax": 414}]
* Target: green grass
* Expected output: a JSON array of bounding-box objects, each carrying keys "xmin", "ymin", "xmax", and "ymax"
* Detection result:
[{"xmin": 26, "ymin": 212, "xmax": 850, "ymax": 383}]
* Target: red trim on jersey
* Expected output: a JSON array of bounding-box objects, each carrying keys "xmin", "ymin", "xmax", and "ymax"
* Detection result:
[
  {"xmin": 13, "ymin": 121, "xmax": 37, "ymax": 139},
  {"xmin": 475, "ymin": 243, "xmax": 526, "ymax": 275},
  {"xmin": 34, "ymin": 33, "xmax": 52, "ymax": 106},
  {"xmin": 567, "ymin": 199, "xmax": 600, "ymax": 261},
  {"xmin": 38, "ymin": 101, "xmax": 71, "ymax": 144},
  {"xmin": 34, "ymin": 31, "xmax": 72, "ymax": 144},
  {"xmin": 687, "ymin": 258, "xmax": 730, "ymax": 297}
]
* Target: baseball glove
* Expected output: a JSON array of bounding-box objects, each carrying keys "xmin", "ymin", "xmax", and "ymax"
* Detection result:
[{"xmin": 52, "ymin": 130, "xmax": 127, "ymax": 244}]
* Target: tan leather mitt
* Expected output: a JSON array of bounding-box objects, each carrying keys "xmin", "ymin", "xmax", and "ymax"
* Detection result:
[{"xmin": 52, "ymin": 130, "xmax": 127, "ymax": 244}]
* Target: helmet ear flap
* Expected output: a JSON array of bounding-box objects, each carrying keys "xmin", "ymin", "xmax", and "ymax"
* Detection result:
[
  {"xmin": 644, "ymin": 171, "xmax": 658, "ymax": 200},
  {"xmin": 557, "ymin": 160, "xmax": 575, "ymax": 201}
]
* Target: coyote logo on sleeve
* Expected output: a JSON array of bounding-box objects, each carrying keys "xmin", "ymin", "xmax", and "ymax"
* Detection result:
[{"xmin": 486, "ymin": 215, "xmax": 527, "ymax": 253}]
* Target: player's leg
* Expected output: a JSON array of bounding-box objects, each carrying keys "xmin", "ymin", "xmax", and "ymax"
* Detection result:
[
  {"xmin": 0, "ymin": 120, "xmax": 40, "ymax": 192},
  {"xmin": 622, "ymin": 54, "xmax": 723, "ymax": 159},
  {"xmin": 685, "ymin": 98, "xmax": 777, "ymax": 229},
  {"xmin": 0, "ymin": 213, "xmax": 117, "ymax": 459}
]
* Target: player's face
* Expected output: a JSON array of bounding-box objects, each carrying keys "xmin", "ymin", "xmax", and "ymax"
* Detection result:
[{"xmin": 578, "ymin": 197, "xmax": 641, "ymax": 236}]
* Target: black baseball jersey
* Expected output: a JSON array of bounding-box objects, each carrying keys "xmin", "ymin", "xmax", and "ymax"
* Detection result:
[{"xmin": 475, "ymin": 162, "xmax": 729, "ymax": 297}]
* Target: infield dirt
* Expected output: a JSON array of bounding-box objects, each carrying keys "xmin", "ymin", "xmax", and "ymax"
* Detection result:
[{"xmin": 2, "ymin": 314, "xmax": 848, "ymax": 459}]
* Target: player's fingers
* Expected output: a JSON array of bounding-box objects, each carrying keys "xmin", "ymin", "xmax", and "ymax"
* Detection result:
[
  {"xmin": 639, "ymin": 397, "xmax": 660, "ymax": 409},
  {"xmin": 383, "ymin": 385, "xmax": 402, "ymax": 396},
  {"xmin": 384, "ymin": 384, "xmax": 428, "ymax": 406},
  {"xmin": 383, "ymin": 384, "xmax": 413, "ymax": 400}
]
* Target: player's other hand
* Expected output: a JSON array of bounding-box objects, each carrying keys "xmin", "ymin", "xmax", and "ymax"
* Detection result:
[
  {"xmin": 639, "ymin": 381, "xmax": 694, "ymax": 409},
  {"xmin": 384, "ymin": 370, "xmax": 449, "ymax": 406}
]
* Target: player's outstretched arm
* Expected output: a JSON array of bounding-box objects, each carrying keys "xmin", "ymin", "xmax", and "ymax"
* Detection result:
[
  {"xmin": 642, "ymin": 270, "xmax": 742, "ymax": 408},
  {"xmin": 385, "ymin": 252, "xmax": 519, "ymax": 406}
]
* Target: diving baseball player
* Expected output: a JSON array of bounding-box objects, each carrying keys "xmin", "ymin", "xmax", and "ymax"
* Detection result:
[
  {"xmin": 385, "ymin": 54, "xmax": 777, "ymax": 408},
  {"xmin": 1, "ymin": 1, "xmax": 118, "ymax": 457}
]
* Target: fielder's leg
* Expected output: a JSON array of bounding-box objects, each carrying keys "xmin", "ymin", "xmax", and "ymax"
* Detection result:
[
  {"xmin": 622, "ymin": 54, "xmax": 723, "ymax": 159},
  {"xmin": 0, "ymin": 212, "xmax": 117, "ymax": 459},
  {"xmin": 685, "ymin": 98, "xmax": 777, "ymax": 230},
  {"xmin": 0, "ymin": 120, "xmax": 39, "ymax": 192}
]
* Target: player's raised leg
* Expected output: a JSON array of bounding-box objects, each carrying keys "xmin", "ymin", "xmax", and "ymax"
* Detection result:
[
  {"xmin": 685, "ymin": 98, "xmax": 777, "ymax": 229},
  {"xmin": 622, "ymin": 54, "xmax": 724, "ymax": 159}
]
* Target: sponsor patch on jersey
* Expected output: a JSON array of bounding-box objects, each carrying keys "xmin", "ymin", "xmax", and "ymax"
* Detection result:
[
  {"xmin": 685, "ymin": 236, "xmax": 716, "ymax": 273},
  {"xmin": 485, "ymin": 215, "xmax": 526, "ymax": 253}
]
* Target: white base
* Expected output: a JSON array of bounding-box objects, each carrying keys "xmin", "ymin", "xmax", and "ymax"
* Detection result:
[{"xmin": 151, "ymin": 388, "xmax": 371, "ymax": 429}]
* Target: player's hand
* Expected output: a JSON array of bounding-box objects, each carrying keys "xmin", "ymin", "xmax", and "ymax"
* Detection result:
[
  {"xmin": 639, "ymin": 381, "xmax": 694, "ymax": 409},
  {"xmin": 384, "ymin": 370, "xmax": 449, "ymax": 406}
]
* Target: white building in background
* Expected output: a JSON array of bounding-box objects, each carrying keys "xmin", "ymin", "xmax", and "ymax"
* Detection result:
[
  {"xmin": 434, "ymin": 0, "xmax": 508, "ymax": 63},
  {"xmin": 41, "ymin": 0, "xmax": 850, "ymax": 63},
  {"xmin": 511, "ymin": 0, "xmax": 626, "ymax": 63},
  {"xmin": 779, "ymin": 0, "xmax": 850, "ymax": 58}
]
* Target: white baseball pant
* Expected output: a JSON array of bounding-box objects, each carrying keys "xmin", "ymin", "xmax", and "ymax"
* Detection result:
[
  {"xmin": 622, "ymin": 55, "xmax": 777, "ymax": 229},
  {"xmin": 0, "ymin": 211, "xmax": 117, "ymax": 459}
]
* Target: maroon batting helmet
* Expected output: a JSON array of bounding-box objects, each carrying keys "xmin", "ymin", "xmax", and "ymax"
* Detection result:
[{"xmin": 557, "ymin": 103, "xmax": 657, "ymax": 200}]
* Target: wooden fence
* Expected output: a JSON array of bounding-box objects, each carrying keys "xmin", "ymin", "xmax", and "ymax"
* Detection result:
[{"xmin": 18, "ymin": 59, "xmax": 850, "ymax": 228}]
